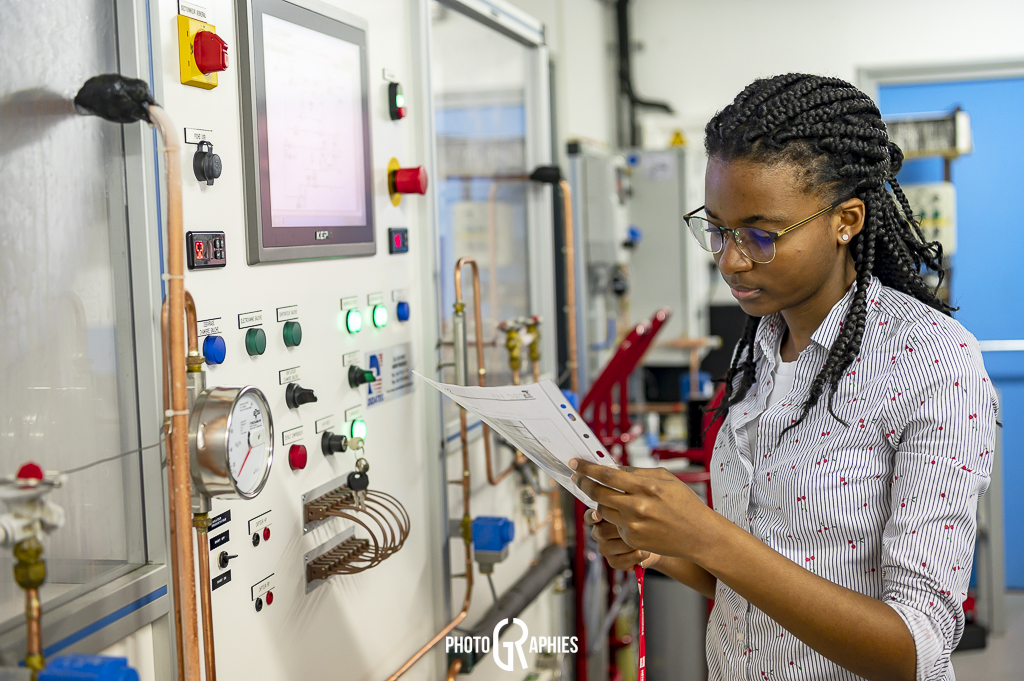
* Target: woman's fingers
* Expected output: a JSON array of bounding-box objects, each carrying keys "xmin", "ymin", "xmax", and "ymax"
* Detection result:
[
  {"xmin": 583, "ymin": 508, "xmax": 602, "ymax": 525},
  {"xmin": 570, "ymin": 459, "xmax": 643, "ymax": 494}
]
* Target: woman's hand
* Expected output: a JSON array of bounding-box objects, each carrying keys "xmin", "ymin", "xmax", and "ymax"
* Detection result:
[
  {"xmin": 584, "ymin": 508, "xmax": 661, "ymax": 571},
  {"xmin": 570, "ymin": 458, "xmax": 716, "ymax": 563}
]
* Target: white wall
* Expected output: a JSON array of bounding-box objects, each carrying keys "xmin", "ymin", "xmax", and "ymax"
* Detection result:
[
  {"xmin": 506, "ymin": 0, "xmax": 618, "ymax": 159},
  {"xmin": 629, "ymin": 0, "xmax": 1024, "ymax": 145}
]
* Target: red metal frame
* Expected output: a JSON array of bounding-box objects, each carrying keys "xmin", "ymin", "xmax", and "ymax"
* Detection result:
[{"xmin": 574, "ymin": 309, "xmax": 670, "ymax": 681}]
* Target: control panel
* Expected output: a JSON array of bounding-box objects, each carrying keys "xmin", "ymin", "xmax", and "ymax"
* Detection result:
[{"xmin": 161, "ymin": 0, "xmax": 441, "ymax": 678}]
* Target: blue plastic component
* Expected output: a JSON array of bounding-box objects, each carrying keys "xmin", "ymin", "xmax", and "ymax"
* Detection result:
[
  {"xmin": 472, "ymin": 516, "xmax": 515, "ymax": 553},
  {"xmin": 626, "ymin": 226, "xmax": 643, "ymax": 245},
  {"xmin": 38, "ymin": 655, "xmax": 140, "ymax": 681},
  {"xmin": 680, "ymin": 370, "xmax": 713, "ymax": 400},
  {"xmin": 560, "ymin": 390, "xmax": 579, "ymax": 411},
  {"xmin": 396, "ymin": 301, "xmax": 410, "ymax": 322},
  {"xmin": 202, "ymin": 335, "xmax": 226, "ymax": 365}
]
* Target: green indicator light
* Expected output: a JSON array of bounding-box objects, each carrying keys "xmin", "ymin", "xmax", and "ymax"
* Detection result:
[
  {"xmin": 346, "ymin": 309, "xmax": 362, "ymax": 333},
  {"xmin": 395, "ymin": 93, "xmax": 405, "ymax": 108},
  {"xmin": 372, "ymin": 304, "xmax": 388, "ymax": 328},
  {"xmin": 350, "ymin": 419, "xmax": 367, "ymax": 439}
]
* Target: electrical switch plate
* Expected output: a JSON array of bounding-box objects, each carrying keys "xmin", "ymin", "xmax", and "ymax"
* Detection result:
[{"xmin": 178, "ymin": 14, "xmax": 219, "ymax": 90}]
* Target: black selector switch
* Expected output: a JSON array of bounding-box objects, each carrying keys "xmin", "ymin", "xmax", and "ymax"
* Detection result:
[
  {"xmin": 193, "ymin": 140, "xmax": 222, "ymax": 186},
  {"xmin": 285, "ymin": 383, "xmax": 317, "ymax": 409},
  {"xmin": 348, "ymin": 366, "xmax": 375, "ymax": 389},
  {"xmin": 186, "ymin": 231, "xmax": 226, "ymax": 269},
  {"xmin": 321, "ymin": 431, "xmax": 348, "ymax": 456}
]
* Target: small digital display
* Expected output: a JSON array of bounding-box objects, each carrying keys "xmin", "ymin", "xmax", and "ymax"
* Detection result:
[{"xmin": 240, "ymin": 0, "xmax": 375, "ymax": 264}]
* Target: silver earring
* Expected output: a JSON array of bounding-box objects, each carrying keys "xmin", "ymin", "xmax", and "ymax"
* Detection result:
[{"xmin": 841, "ymin": 234, "xmax": 850, "ymax": 241}]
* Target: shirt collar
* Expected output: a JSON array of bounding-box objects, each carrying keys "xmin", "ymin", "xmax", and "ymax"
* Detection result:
[{"xmin": 755, "ymin": 276, "xmax": 882, "ymax": 357}]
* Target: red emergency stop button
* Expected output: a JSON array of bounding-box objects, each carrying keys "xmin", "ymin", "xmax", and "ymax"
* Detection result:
[
  {"xmin": 288, "ymin": 444, "xmax": 307, "ymax": 471},
  {"xmin": 391, "ymin": 166, "xmax": 428, "ymax": 195},
  {"xmin": 194, "ymin": 31, "xmax": 228, "ymax": 74}
]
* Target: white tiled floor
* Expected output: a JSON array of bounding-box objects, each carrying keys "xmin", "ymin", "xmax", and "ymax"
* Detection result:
[{"xmin": 952, "ymin": 592, "xmax": 1024, "ymax": 680}]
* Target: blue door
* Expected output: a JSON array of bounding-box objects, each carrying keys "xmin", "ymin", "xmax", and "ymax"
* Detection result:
[{"xmin": 880, "ymin": 78, "xmax": 1024, "ymax": 588}]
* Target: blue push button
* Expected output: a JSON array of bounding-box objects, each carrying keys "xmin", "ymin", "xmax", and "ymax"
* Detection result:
[
  {"xmin": 396, "ymin": 301, "xmax": 410, "ymax": 322},
  {"xmin": 203, "ymin": 335, "xmax": 226, "ymax": 365}
]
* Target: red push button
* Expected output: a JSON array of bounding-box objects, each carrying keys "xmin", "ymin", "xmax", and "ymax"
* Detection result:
[
  {"xmin": 288, "ymin": 444, "xmax": 307, "ymax": 471},
  {"xmin": 194, "ymin": 31, "xmax": 228, "ymax": 74},
  {"xmin": 263, "ymin": 527, "xmax": 271, "ymax": 541},
  {"xmin": 265, "ymin": 591, "xmax": 274, "ymax": 606},
  {"xmin": 392, "ymin": 166, "xmax": 428, "ymax": 195}
]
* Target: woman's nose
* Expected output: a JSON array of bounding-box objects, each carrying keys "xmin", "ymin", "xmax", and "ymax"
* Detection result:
[{"xmin": 715, "ymin": 232, "xmax": 753, "ymax": 276}]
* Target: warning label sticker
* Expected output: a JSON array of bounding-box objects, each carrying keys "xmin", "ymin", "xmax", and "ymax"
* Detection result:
[{"xmin": 365, "ymin": 343, "xmax": 414, "ymax": 408}]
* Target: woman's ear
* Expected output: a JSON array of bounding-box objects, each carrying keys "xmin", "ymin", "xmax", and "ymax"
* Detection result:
[{"xmin": 837, "ymin": 198, "xmax": 865, "ymax": 243}]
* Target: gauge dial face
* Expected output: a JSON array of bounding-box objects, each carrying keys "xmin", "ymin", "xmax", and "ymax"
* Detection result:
[{"xmin": 227, "ymin": 391, "xmax": 272, "ymax": 496}]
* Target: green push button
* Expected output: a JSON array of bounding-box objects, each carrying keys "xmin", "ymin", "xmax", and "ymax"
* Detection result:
[
  {"xmin": 245, "ymin": 327, "xmax": 267, "ymax": 356},
  {"xmin": 346, "ymin": 309, "xmax": 362, "ymax": 334},
  {"xmin": 372, "ymin": 305, "xmax": 388, "ymax": 328},
  {"xmin": 350, "ymin": 419, "xmax": 367, "ymax": 439},
  {"xmin": 283, "ymin": 320, "xmax": 302, "ymax": 347}
]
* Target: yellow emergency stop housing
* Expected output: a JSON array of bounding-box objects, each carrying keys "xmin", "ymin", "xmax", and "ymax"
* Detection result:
[{"xmin": 178, "ymin": 15, "xmax": 219, "ymax": 90}]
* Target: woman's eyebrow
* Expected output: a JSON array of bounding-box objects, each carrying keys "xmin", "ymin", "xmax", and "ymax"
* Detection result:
[{"xmin": 705, "ymin": 207, "xmax": 790, "ymax": 224}]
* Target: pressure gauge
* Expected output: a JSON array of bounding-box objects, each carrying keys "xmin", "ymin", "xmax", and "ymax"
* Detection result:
[{"xmin": 189, "ymin": 386, "xmax": 274, "ymax": 506}]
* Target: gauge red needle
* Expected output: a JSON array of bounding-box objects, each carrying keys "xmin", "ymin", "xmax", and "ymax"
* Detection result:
[{"xmin": 239, "ymin": 445, "xmax": 253, "ymax": 474}]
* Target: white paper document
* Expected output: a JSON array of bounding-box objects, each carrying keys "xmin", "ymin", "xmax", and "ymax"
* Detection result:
[{"xmin": 414, "ymin": 372, "xmax": 618, "ymax": 508}]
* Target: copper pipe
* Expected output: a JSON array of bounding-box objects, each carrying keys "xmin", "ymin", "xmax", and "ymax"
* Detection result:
[
  {"xmin": 386, "ymin": 400, "xmax": 475, "ymax": 680},
  {"xmin": 455, "ymin": 258, "xmax": 515, "ymax": 485},
  {"xmin": 194, "ymin": 514, "xmax": 216, "ymax": 681},
  {"xmin": 184, "ymin": 291, "xmax": 203, "ymax": 372},
  {"xmin": 148, "ymin": 104, "xmax": 202, "ymax": 681},
  {"xmin": 446, "ymin": 658, "xmax": 463, "ymax": 680},
  {"xmin": 25, "ymin": 588, "xmax": 41, "ymax": 677},
  {"xmin": 559, "ymin": 180, "xmax": 579, "ymax": 397},
  {"xmin": 159, "ymin": 300, "xmax": 185, "ymax": 681}
]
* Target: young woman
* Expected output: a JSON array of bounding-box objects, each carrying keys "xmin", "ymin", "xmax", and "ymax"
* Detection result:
[{"xmin": 569, "ymin": 74, "xmax": 997, "ymax": 681}]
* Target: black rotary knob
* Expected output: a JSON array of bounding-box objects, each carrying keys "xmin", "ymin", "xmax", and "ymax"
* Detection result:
[
  {"xmin": 348, "ymin": 365, "xmax": 375, "ymax": 389},
  {"xmin": 285, "ymin": 383, "xmax": 317, "ymax": 409},
  {"xmin": 193, "ymin": 141, "xmax": 222, "ymax": 186},
  {"xmin": 321, "ymin": 431, "xmax": 348, "ymax": 456}
]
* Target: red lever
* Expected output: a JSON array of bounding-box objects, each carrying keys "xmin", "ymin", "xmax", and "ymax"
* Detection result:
[
  {"xmin": 194, "ymin": 31, "xmax": 228, "ymax": 74},
  {"xmin": 392, "ymin": 166, "xmax": 428, "ymax": 195}
]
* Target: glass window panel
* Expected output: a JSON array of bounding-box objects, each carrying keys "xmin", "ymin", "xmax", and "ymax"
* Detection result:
[
  {"xmin": 431, "ymin": 2, "xmax": 534, "ymax": 425},
  {"xmin": 0, "ymin": 0, "xmax": 144, "ymax": 625}
]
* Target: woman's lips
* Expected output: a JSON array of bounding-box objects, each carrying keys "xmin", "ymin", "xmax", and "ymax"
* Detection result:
[{"xmin": 731, "ymin": 287, "xmax": 762, "ymax": 301}]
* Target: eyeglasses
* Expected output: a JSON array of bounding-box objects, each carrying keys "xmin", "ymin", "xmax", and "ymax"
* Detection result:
[{"xmin": 683, "ymin": 201, "xmax": 842, "ymax": 264}]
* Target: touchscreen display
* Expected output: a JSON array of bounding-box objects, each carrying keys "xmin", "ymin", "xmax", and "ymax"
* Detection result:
[{"xmin": 262, "ymin": 14, "xmax": 367, "ymax": 229}]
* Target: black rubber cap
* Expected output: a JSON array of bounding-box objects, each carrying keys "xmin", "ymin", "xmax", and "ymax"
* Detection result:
[
  {"xmin": 74, "ymin": 74, "xmax": 156, "ymax": 124},
  {"xmin": 528, "ymin": 165, "xmax": 562, "ymax": 184}
]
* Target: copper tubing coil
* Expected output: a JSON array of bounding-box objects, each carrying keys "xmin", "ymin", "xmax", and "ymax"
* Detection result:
[
  {"xmin": 454, "ymin": 258, "xmax": 516, "ymax": 485},
  {"xmin": 305, "ymin": 489, "xmax": 411, "ymax": 574},
  {"xmin": 307, "ymin": 536, "xmax": 375, "ymax": 580},
  {"xmin": 149, "ymin": 103, "xmax": 202, "ymax": 681}
]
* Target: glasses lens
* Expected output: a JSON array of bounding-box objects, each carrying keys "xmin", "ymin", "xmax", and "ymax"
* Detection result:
[
  {"xmin": 736, "ymin": 227, "xmax": 776, "ymax": 263},
  {"xmin": 686, "ymin": 217, "xmax": 723, "ymax": 253}
]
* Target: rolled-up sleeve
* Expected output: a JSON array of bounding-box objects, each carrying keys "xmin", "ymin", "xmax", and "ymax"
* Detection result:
[{"xmin": 880, "ymin": 325, "xmax": 997, "ymax": 681}]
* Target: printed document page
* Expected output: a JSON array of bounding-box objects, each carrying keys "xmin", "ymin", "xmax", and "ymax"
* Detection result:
[{"xmin": 414, "ymin": 373, "xmax": 618, "ymax": 508}]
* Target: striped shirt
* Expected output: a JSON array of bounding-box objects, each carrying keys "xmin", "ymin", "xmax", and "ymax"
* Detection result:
[{"xmin": 706, "ymin": 276, "xmax": 998, "ymax": 681}]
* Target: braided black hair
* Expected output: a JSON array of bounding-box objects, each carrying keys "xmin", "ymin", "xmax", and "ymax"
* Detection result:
[{"xmin": 706, "ymin": 74, "xmax": 950, "ymax": 436}]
